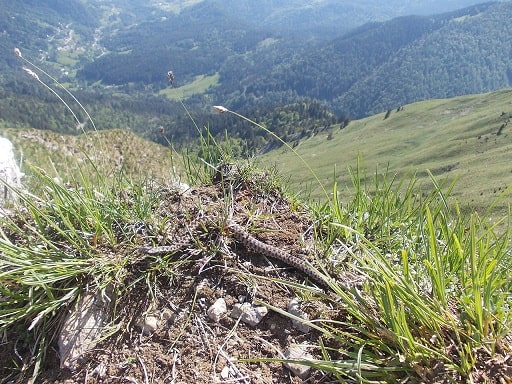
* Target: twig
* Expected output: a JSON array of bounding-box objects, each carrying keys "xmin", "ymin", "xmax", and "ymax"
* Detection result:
[{"xmin": 138, "ymin": 355, "xmax": 149, "ymax": 384}]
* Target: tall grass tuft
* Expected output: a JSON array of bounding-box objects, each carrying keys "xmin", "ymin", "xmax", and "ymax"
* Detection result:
[
  {"xmin": 308, "ymin": 164, "xmax": 512, "ymax": 381},
  {"xmin": 0, "ymin": 167, "xmax": 160, "ymax": 381},
  {"xmin": 0, "ymin": 60, "xmax": 188, "ymax": 381},
  {"xmin": 212, "ymin": 105, "xmax": 330, "ymax": 200}
]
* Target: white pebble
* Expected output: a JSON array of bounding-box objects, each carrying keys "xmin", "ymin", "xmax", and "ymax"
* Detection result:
[
  {"xmin": 230, "ymin": 303, "xmax": 268, "ymax": 326},
  {"xmin": 138, "ymin": 315, "xmax": 159, "ymax": 335},
  {"xmin": 207, "ymin": 298, "xmax": 227, "ymax": 322},
  {"xmin": 283, "ymin": 344, "xmax": 314, "ymax": 379},
  {"xmin": 288, "ymin": 298, "xmax": 311, "ymax": 333}
]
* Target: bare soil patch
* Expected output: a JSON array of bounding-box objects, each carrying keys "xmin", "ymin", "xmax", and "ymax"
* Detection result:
[{"xmin": 2, "ymin": 175, "xmax": 339, "ymax": 383}]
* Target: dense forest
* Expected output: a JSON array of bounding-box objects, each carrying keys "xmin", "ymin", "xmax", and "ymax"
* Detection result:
[
  {"xmin": 75, "ymin": 1, "xmax": 512, "ymax": 118},
  {"xmin": 0, "ymin": 78, "xmax": 340, "ymax": 156},
  {"xmin": 1, "ymin": 0, "xmax": 512, "ymax": 154}
]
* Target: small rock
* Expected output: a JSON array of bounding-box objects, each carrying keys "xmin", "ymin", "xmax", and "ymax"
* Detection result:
[
  {"xmin": 288, "ymin": 298, "xmax": 311, "ymax": 333},
  {"xmin": 230, "ymin": 303, "xmax": 268, "ymax": 326},
  {"xmin": 138, "ymin": 315, "xmax": 159, "ymax": 335},
  {"xmin": 283, "ymin": 344, "xmax": 315, "ymax": 379},
  {"xmin": 59, "ymin": 286, "xmax": 115, "ymax": 370},
  {"xmin": 220, "ymin": 366, "xmax": 230, "ymax": 379},
  {"xmin": 161, "ymin": 307, "xmax": 175, "ymax": 324},
  {"xmin": 207, "ymin": 298, "xmax": 227, "ymax": 322}
]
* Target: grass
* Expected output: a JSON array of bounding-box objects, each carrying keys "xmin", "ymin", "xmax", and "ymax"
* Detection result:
[
  {"xmin": 0, "ymin": 128, "xmax": 183, "ymax": 194},
  {"xmin": 158, "ymin": 73, "xmax": 220, "ymax": 100},
  {"xmin": 206, "ymin": 106, "xmax": 512, "ymax": 381},
  {"xmin": 305, "ymin": 167, "xmax": 512, "ymax": 381},
  {"xmin": 1, "ymin": 51, "xmax": 511, "ymax": 381},
  {"xmin": 264, "ymin": 88, "xmax": 512, "ymax": 217},
  {"xmin": 55, "ymin": 50, "xmax": 80, "ymax": 68},
  {"xmin": 2, "ymin": 155, "xmax": 511, "ymax": 381},
  {"xmin": 0, "ymin": 167, "xmax": 165, "ymax": 381}
]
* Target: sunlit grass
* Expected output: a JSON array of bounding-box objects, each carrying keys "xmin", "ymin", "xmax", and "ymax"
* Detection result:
[
  {"xmin": 0, "ymin": 127, "xmax": 182, "ymax": 195},
  {"xmin": 2, "ymin": 47, "xmax": 511, "ymax": 382},
  {"xmin": 206, "ymin": 108, "xmax": 512, "ymax": 381},
  {"xmin": 0, "ymin": 167, "xmax": 164, "ymax": 380},
  {"xmin": 158, "ymin": 73, "xmax": 220, "ymax": 100},
  {"xmin": 264, "ymin": 88, "xmax": 512, "ymax": 217},
  {"xmin": 303, "ymin": 164, "xmax": 512, "ymax": 381}
]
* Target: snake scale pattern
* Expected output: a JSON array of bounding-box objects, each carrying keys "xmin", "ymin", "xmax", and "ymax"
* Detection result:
[
  {"xmin": 139, "ymin": 217, "xmax": 328, "ymax": 289},
  {"xmin": 227, "ymin": 221, "xmax": 328, "ymax": 289}
]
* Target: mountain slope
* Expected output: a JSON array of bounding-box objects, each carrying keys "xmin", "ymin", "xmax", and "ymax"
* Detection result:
[
  {"xmin": 76, "ymin": 2, "xmax": 512, "ymax": 120},
  {"xmin": 335, "ymin": 2, "xmax": 512, "ymax": 116},
  {"xmin": 78, "ymin": 2, "xmax": 272, "ymax": 86},
  {"xmin": 0, "ymin": 0, "xmax": 98, "ymax": 75},
  {"xmin": 2, "ymin": 0, "xmax": 512, "ymax": 153},
  {"xmin": 0, "ymin": 128, "xmax": 181, "ymax": 188},
  {"xmin": 240, "ymin": 2, "xmax": 512, "ymax": 117},
  {"xmin": 151, "ymin": 0, "xmax": 496, "ymax": 38},
  {"xmin": 263, "ymin": 88, "xmax": 512, "ymax": 216}
]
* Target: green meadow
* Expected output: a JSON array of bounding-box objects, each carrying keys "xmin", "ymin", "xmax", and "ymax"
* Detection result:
[
  {"xmin": 158, "ymin": 73, "xmax": 220, "ymax": 100},
  {"xmin": 264, "ymin": 88, "xmax": 512, "ymax": 217}
]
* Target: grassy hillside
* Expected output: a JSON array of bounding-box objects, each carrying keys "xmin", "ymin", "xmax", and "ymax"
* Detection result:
[
  {"xmin": 158, "ymin": 73, "xmax": 220, "ymax": 100},
  {"xmin": 2, "ymin": 99, "xmax": 512, "ymax": 383},
  {"xmin": 3, "ymin": 88, "xmax": 511, "ymax": 220},
  {"xmin": 0, "ymin": 128, "xmax": 183, "ymax": 190},
  {"xmin": 264, "ymin": 88, "xmax": 512, "ymax": 216},
  {"xmin": 2, "ymin": 90, "xmax": 512, "ymax": 382}
]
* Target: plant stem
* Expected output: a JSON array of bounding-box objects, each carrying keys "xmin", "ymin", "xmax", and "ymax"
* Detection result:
[{"xmin": 225, "ymin": 109, "xmax": 330, "ymax": 201}]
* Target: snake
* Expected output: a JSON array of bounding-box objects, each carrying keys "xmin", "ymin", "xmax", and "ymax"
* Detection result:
[
  {"xmin": 138, "ymin": 217, "xmax": 329, "ymax": 290},
  {"xmin": 227, "ymin": 221, "xmax": 329, "ymax": 289}
]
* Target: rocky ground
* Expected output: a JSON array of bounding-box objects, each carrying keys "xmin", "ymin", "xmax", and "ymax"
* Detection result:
[
  {"xmin": 1, "ymin": 171, "xmax": 343, "ymax": 383},
  {"xmin": 2, "ymin": 168, "xmax": 512, "ymax": 383}
]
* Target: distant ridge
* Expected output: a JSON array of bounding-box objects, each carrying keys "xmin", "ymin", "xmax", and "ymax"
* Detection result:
[{"xmin": 75, "ymin": 2, "xmax": 512, "ymax": 119}]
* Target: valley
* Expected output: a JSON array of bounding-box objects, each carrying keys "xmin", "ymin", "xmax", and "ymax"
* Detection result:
[
  {"xmin": 2, "ymin": 0, "xmax": 512, "ymax": 214},
  {"xmin": 2, "ymin": 2, "xmax": 512, "ymax": 383},
  {"xmin": 2, "ymin": 0, "xmax": 512, "ymax": 222}
]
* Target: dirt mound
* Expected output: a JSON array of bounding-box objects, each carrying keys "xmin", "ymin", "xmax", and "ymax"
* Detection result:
[{"xmin": 3, "ymin": 174, "xmax": 340, "ymax": 383}]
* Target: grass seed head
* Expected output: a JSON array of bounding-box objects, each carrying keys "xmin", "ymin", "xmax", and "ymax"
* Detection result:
[
  {"xmin": 22, "ymin": 67, "xmax": 39, "ymax": 81},
  {"xmin": 213, "ymin": 105, "xmax": 229, "ymax": 113}
]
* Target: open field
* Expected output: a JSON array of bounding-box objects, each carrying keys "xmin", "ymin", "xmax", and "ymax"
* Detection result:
[
  {"xmin": 158, "ymin": 73, "xmax": 220, "ymax": 100},
  {"xmin": 263, "ymin": 88, "xmax": 512, "ymax": 217}
]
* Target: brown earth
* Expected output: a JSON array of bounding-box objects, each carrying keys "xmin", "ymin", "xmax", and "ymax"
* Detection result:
[
  {"xmin": 1, "ymin": 171, "xmax": 341, "ymax": 384},
  {"xmin": 2, "ymin": 169, "xmax": 512, "ymax": 383}
]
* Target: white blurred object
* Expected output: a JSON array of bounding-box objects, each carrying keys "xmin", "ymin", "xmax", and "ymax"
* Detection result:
[{"xmin": 0, "ymin": 137, "xmax": 23, "ymax": 205}]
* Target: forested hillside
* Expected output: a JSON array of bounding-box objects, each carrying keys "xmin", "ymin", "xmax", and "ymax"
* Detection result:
[
  {"xmin": 150, "ymin": 0, "xmax": 497, "ymax": 39},
  {"xmin": 1, "ymin": 0, "xmax": 512, "ymax": 154},
  {"xmin": 213, "ymin": 1, "xmax": 512, "ymax": 117},
  {"xmin": 334, "ymin": 2, "xmax": 512, "ymax": 116},
  {"xmin": 77, "ymin": 1, "xmax": 512, "ymax": 119}
]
